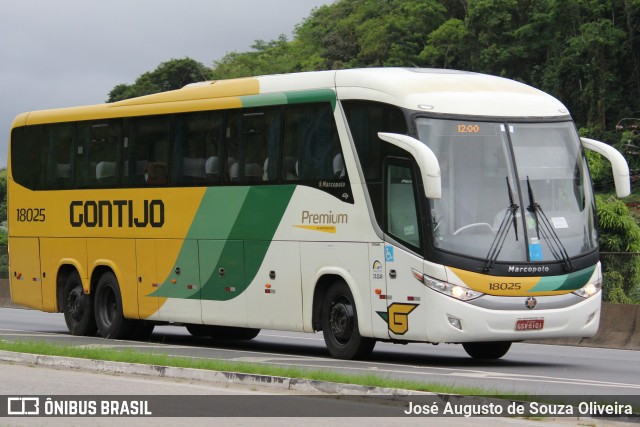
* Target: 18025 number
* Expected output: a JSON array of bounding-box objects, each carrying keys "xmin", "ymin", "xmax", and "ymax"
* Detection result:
[
  {"xmin": 489, "ymin": 282, "xmax": 522, "ymax": 291},
  {"xmin": 16, "ymin": 208, "xmax": 46, "ymax": 222}
]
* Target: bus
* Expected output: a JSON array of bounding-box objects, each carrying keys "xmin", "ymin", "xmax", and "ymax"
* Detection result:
[{"xmin": 8, "ymin": 68, "xmax": 630, "ymax": 360}]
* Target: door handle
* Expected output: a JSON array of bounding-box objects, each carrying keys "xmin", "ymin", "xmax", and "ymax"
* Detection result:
[{"xmin": 389, "ymin": 269, "xmax": 397, "ymax": 279}]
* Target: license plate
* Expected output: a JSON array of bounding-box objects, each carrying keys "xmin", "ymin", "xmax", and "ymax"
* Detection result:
[{"xmin": 515, "ymin": 318, "xmax": 544, "ymax": 331}]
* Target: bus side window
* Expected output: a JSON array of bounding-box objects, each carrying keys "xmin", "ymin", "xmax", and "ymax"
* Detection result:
[
  {"xmin": 262, "ymin": 109, "xmax": 282, "ymax": 183},
  {"xmin": 77, "ymin": 121, "xmax": 121, "ymax": 188},
  {"xmin": 283, "ymin": 103, "xmax": 341, "ymax": 182},
  {"xmin": 240, "ymin": 112, "xmax": 265, "ymax": 183},
  {"xmin": 385, "ymin": 161, "xmax": 422, "ymax": 250},
  {"xmin": 343, "ymin": 101, "xmax": 408, "ymax": 229},
  {"xmin": 174, "ymin": 111, "xmax": 223, "ymax": 186},
  {"xmin": 225, "ymin": 108, "xmax": 280, "ymax": 184},
  {"xmin": 10, "ymin": 125, "xmax": 45, "ymax": 190},
  {"xmin": 43, "ymin": 123, "xmax": 75, "ymax": 190},
  {"xmin": 126, "ymin": 115, "xmax": 170, "ymax": 187}
]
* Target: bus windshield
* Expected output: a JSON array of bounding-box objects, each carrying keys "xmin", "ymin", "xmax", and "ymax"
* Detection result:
[{"xmin": 416, "ymin": 119, "xmax": 597, "ymax": 264}]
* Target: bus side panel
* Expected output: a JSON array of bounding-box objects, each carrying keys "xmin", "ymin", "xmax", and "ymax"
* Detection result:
[
  {"xmin": 87, "ymin": 238, "xmax": 138, "ymax": 319},
  {"xmin": 40, "ymin": 238, "xmax": 88, "ymax": 312},
  {"xmin": 246, "ymin": 241, "xmax": 303, "ymax": 331},
  {"xmin": 368, "ymin": 242, "xmax": 390, "ymax": 339},
  {"xmin": 300, "ymin": 242, "xmax": 372, "ymax": 336},
  {"xmin": 135, "ymin": 239, "xmax": 160, "ymax": 319},
  {"xmin": 199, "ymin": 240, "xmax": 247, "ymax": 327},
  {"xmin": 8, "ymin": 237, "xmax": 43, "ymax": 310},
  {"xmin": 156, "ymin": 239, "xmax": 201, "ymax": 324}
]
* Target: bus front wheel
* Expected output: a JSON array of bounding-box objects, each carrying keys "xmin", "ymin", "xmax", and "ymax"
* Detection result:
[
  {"xmin": 62, "ymin": 271, "xmax": 97, "ymax": 336},
  {"xmin": 462, "ymin": 341, "xmax": 511, "ymax": 359},
  {"xmin": 94, "ymin": 272, "xmax": 131, "ymax": 339},
  {"xmin": 321, "ymin": 280, "xmax": 375, "ymax": 360}
]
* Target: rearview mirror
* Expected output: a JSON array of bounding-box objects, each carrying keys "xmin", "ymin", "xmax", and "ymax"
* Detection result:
[
  {"xmin": 378, "ymin": 132, "xmax": 441, "ymax": 199},
  {"xmin": 581, "ymin": 137, "xmax": 630, "ymax": 198}
]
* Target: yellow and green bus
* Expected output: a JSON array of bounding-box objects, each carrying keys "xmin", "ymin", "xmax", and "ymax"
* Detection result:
[{"xmin": 8, "ymin": 68, "xmax": 630, "ymax": 359}]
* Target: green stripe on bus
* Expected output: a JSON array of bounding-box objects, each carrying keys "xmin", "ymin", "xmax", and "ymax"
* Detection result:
[
  {"xmin": 285, "ymin": 89, "xmax": 336, "ymax": 110},
  {"xmin": 240, "ymin": 89, "xmax": 336, "ymax": 110},
  {"xmin": 240, "ymin": 93, "xmax": 288, "ymax": 108},
  {"xmin": 529, "ymin": 265, "xmax": 596, "ymax": 292},
  {"xmin": 152, "ymin": 185, "xmax": 296, "ymax": 300}
]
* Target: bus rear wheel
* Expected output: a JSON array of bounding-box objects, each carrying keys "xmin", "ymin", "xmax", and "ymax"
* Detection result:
[
  {"xmin": 321, "ymin": 280, "xmax": 375, "ymax": 360},
  {"xmin": 62, "ymin": 271, "xmax": 97, "ymax": 336},
  {"xmin": 186, "ymin": 324, "xmax": 260, "ymax": 340},
  {"xmin": 94, "ymin": 272, "xmax": 131, "ymax": 339},
  {"xmin": 462, "ymin": 341, "xmax": 511, "ymax": 359}
]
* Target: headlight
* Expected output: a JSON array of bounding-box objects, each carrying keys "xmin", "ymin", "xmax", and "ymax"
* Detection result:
[
  {"xmin": 573, "ymin": 279, "xmax": 602, "ymax": 299},
  {"xmin": 413, "ymin": 269, "xmax": 483, "ymax": 301}
]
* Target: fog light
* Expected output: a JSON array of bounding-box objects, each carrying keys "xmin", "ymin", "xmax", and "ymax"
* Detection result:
[
  {"xmin": 587, "ymin": 311, "xmax": 596, "ymax": 324},
  {"xmin": 448, "ymin": 316, "xmax": 462, "ymax": 330}
]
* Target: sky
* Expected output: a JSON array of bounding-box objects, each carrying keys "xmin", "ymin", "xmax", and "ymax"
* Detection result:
[{"xmin": 0, "ymin": 0, "xmax": 335, "ymax": 168}]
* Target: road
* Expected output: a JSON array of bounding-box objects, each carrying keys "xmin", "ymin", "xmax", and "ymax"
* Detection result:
[{"xmin": 0, "ymin": 307, "xmax": 639, "ymax": 400}]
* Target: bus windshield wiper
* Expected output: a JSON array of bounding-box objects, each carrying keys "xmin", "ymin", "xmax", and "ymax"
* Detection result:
[
  {"xmin": 483, "ymin": 178, "xmax": 519, "ymax": 272},
  {"xmin": 526, "ymin": 177, "xmax": 574, "ymax": 271}
]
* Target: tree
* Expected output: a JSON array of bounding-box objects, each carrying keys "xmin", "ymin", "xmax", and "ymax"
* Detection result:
[
  {"xmin": 420, "ymin": 18, "xmax": 470, "ymax": 68},
  {"xmin": 211, "ymin": 35, "xmax": 301, "ymax": 79},
  {"xmin": 596, "ymin": 194, "xmax": 640, "ymax": 303},
  {"xmin": 107, "ymin": 58, "xmax": 211, "ymax": 102}
]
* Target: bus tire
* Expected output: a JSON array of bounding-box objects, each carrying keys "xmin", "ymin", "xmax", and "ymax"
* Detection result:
[
  {"xmin": 62, "ymin": 271, "xmax": 97, "ymax": 336},
  {"xmin": 321, "ymin": 280, "xmax": 375, "ymax": 360},
  {"xmin": 462, "ymin": 341, "xmax": 511, "ymax": 359},
  {"xmin": 94, "ymin": 272, "xmax": 131, "ymax": 339}
]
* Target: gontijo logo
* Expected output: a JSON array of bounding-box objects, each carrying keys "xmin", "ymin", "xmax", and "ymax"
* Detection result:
[
  {"xmin": 69, "ymin": 199, "xmax": 165, "ymax": 228},
  {"xmin": 294, "ymin": 210, "xmax": 348, "ymax": 234},
  {"xmin": 376, "ymin": 303, "xmax": 419, "ymax": 335}
]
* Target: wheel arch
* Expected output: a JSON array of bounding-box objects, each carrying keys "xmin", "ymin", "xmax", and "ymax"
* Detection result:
[
  {"xmin": 55, "ymin": 262, "xmax": 86, "ymax": 313},
  {"xmin": 310, "ymin": 268, "xmax": 371, "ymax": 337},
  {"xmin": 90, "ymin": 264, "xmax": 116, "ymax": 296}
]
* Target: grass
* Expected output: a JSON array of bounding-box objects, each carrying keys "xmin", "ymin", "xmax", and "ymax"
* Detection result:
[{"xmin": 0, "ymin": 338, "xmax": 500, "ymax": 397}]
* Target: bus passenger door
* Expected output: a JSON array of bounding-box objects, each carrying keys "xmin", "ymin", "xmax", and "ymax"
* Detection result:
[
  {"xmin": 9, "ymin": 238, "xmax": 43, "ymax": 310},
  {"xmin": 383, "ymin": 159, "xmax": 427, "ymax": 341}
]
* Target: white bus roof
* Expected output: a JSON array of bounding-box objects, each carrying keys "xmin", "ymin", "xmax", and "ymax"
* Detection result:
[
  {"xmin": 333, "ymin": 68, "xmax": 569, "ymax": 118},
  {"xmin": 245, "ymin": 68, "xmax": 568, "ymax": 118}
]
